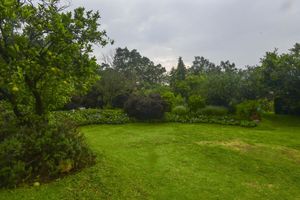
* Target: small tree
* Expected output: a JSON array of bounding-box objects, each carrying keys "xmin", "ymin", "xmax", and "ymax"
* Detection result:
[{"xmin": 0, "ymin": 0, "xmax": 111, "ymax": 125}]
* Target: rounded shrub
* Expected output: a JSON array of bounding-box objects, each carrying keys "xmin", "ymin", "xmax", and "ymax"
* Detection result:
[
  {"xmin": 0, "ymin": 121, "xmax": 95, "ymax": 188},
  {"xmin": 124, "ymin": 94, "xmax": 168, "ymax": 120},
  {"xmin": 188, "ymin": 95, "xmax": 206, "ymax": 112},
  {"xmin": 161, "ymin": 91, "xmax": 184, "ymax": 111},
  {"xmin": 236, "ymin": 100, "xmax": 262, "ymax": 120},
  {"xmin": 172, "ymin": 105, "xmax": 189, "ymax": 116},
  {"xmin": 198, "ymin": 105, "xmax": 229, "ymax": 116}
]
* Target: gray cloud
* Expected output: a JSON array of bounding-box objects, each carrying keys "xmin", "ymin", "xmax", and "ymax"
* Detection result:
[{"xmin": 70, "ymin": 0, "xmax": 300, "ymax": 70}]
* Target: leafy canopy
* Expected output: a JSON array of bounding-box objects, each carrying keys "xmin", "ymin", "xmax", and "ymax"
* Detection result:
[{"xmin": 0, "ymin": 0, "xmax": 111, "ymax": 122}]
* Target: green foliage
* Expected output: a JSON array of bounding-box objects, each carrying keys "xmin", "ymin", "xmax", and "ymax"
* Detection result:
[
  {"xmin": 173, "ymin": 81, "xmax": 190, "ymax": 100},
  {"xmin": 236, "ymin": 100, "xmax": 262, "ymax": 120},
  {"xmin": 0, "ymin": 137, "xmax": 25, "ymax": 188},
  {"xmin": 188, "ymin": 95, "xmax": 206, "ymax": 112},
  {"xmin": 111, "ymin": 47, "xmax": 167, "ymax": 87},
  {"xmin": 172, "ymin": 105, "xmax": 189, "ymax": 116},
  {"xmin": 201, "ymin": 72, "xmax": 240, "ymax": 107},
  {"xmin": 0, "ymin": 0, "xmax": 111, "ymax": 123},
  {"xmin": 51, "ymin": 109, "xmax": 131, "ymax": 126},
  {"xmin": 165, "ymin": 113, "xmax": 257, "ymax": 127},
  {"xmin": 95, "ymin": 69, "xmax": 134, "ymax": 107},
  {"xmin": 258, "ymin": 98, "xmax": 274, "ymax": 113},
  {"xmin": 170, "ymin": 57, "xmax": 188, "ymax": 99},
  {"xmin": 160, "ymin": 91, "xmax": 184, "ymax": 110},
  {"xmin": 0, "ymin": 101, "xmax": 15, "ymax": 126},
  {"xmin": 0, "ymin": 121, "xmax": 95, "ymax": 188},
  {"xmin": 189, "ymin": 56, "xmax": 218, "ymax": 75},
  {"xmin": 175, "ymin": 57, "xmax": 187, "ymax": 81},
  {"xmin": 260, "ymin": 44, "xmax": 300, "ymax": 115},
  {"xmin": 198, "ymin": 106, "xmax": 229, "ymax": 116},
  {"xmin": 124, "ymin": 94, "xmax": 168, "ymax": 120}
]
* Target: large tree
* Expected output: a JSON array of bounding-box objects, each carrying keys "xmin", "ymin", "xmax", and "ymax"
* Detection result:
[
  {"xmin": 260, "ymin": 44, "xmax": 300, "ymax": 115},
  {"xmin": 0, "ymin": 0, "xmax": 111, "ymax": 124},
  {"xmin": 110, "ymin": 47, "xmax": 167, "ymax": 88},
  {"xmin": 95, "ymin": 68, "xmax": 135, "ymax": 107},
  {"xmin": 189, "ymin": 56, "xmax": 219, "ymax": 75}
]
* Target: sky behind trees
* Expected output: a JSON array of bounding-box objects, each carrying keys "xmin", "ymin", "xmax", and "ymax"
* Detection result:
[{"xmin": 71, "ymin": 0, "xmax": 300, "ymax": 70}]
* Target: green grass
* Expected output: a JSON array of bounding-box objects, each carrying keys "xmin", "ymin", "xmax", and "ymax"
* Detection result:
[{"xmin": 1, "ymin": 115, "xmax": 300, "ymax": 199}]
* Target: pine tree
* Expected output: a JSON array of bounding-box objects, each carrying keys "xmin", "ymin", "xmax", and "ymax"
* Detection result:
[{"xmin": 176, "ymin": 57, "xmax": 186, "ymax": 81}]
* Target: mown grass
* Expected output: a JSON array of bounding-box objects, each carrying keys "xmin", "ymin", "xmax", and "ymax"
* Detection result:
[{"xmin": 1, "ymin": 114, "xmax": 300, "ymax": 200}]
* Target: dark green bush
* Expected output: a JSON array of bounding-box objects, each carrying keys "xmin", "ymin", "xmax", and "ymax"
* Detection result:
[
  {"xmin": 0, "ymin": 137, "xmax": 26, "ymax": 187},
  {"xmin": 172, "ymin": 105, "xmax": 189, "ymax": 116},
  {"xmin": 198, "ymin": 106, "xmax": 229, "ymax": 116},
  {"xmin": 188, "ymin": 95, "xmax": 206, "ymax": 112},
  {"xmin": 0, "ymin": 121, "xmax": 95, "ymax": 188},
  {"xmin": 124, "ymin": 94, "xmax": 168, "ymax": 120},
  {"xmin": 236, "ymin": 100, "xmax": 262, "ymax": 120}
]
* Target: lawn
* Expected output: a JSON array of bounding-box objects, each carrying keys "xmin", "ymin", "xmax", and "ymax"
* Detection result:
[{"xmin": 1, "ymin": 115, "xmax": 300, "ymax": 200}]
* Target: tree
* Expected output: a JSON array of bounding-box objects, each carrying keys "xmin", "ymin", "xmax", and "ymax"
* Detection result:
[
  {"xmin": 260, "ymin": 44, "xmax": 300, "ymax": 115},
  {"xmin": 111, "ymin": 47, "xmax": 167, "ymax": 87},
  {"xmin": 95, "ymin": 68, "xmax": 135, "ymax": 107},
  {"xmin": 219, "ymin": 60, "xmax": 237, "ymax": 73},
  {"xmin": 170, "ymin": 57, "xmax": 188, "ymax": 99},
  {"xmin": 175, "ymin": 57, "xmax": 187, "ymax": 81},
  {"xmin": 189, "ymin": 56, "xmax": 217, "ymax": 75},
  {"xmin": 237, "ymin": 66, "xmax": 267, "ymax": 101},
  {"xmin": 201, "ymin": 72, "xmax": 241, "ymax": 107},
  {"xmin": 0, "ymin": 0, "xmax": 111, "ymax": 124}
]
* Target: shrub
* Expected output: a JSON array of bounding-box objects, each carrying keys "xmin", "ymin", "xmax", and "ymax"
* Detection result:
[
  {"xmin": 258, "ymin": 98, "xmax": 274, "ymax": 113},
  {"xmin": 236, "ymin": 100, "xmax": 262, "ymax": 120},
  {"xmin": 50, "ymin": 109, "xmax": 131, "ymax": 126},
  {"xmin": 172, "ymin": 105, "xmax": 189, "ymax": 116},
  {"xmin": 0, "ymin": 121, "xmax": 95, "ymax": 188},
  {"xmin": 198, "ymin": 106, "xmax": 229, "ymax": 116},
  {"xmin": 161, "ymin": 92, "xmax": 184, "ymax": 111},
  {"xmin": 112, "ymin": 93, "xmax": 130, "ymax": 109},
  {"xmin": 0, "ymin": 136, "xmax": 26, "ymax": 187},
  {"xmin": 188, "ymin": 95, "xmax": 206, "ymax": 112},
  {"xmin": 124, "ymin": 94, "xmax": 168, "ymax": 120},
  {"xmin": 164, "ymin": 113, "xmax": 257, "ymax": 127}
]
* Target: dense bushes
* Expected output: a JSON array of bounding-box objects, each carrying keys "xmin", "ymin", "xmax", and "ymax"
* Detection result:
[
  {"xmin": 236, "ymin": 100, "xmax": 262, "ymax": 120},
  {"xmin": 172, "ymin": 105, "xmax": 189, "ymax": 116},
  {"xmin": 188, "ymin": 95, "xmax": 206, "ymax": 111},
  {"xmin": 165, "ymin": 113, "xmax": 257, "ymax": 127},
  {"xmin": 51, "ymin": 108, "xmax": 257, "ymax": 127},
  {"xmin": 124, "ymin": 94, "xmax": 168, "ymax": 120},
  {"xmin": 0, "ymin": 121, "xmax": 95, "ymax": 188},
  {"xmin": 161, "ymin": 91, "xmax": 184, "ymax": 111},
  {"xmin": 198, "ymin": 106, "xmax": 229, "ymax": 116},
  {"xmin": 51, "ymin": 109, "xmax": 131, "ymax": 126}
]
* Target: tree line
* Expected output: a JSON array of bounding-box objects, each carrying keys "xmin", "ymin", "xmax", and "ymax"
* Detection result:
[{"xmin": 66, "ymin": 44, "xmax": 300, "ymax": 116}]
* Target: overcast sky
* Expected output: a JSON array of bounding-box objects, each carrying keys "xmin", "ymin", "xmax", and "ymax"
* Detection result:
[{"xmin": 70, "ymin": 0, "xmax": 300, "ymax": 70}]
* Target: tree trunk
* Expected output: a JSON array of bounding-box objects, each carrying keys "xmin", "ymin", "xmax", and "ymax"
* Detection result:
[{"xmin": 32, "ymin": 90, "xmax": 44, "ymax": 116}]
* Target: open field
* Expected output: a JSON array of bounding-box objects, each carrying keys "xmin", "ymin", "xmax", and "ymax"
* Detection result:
[{"xmin": 1, "ymin": 115, "xmax": 300, "ymax": 200}]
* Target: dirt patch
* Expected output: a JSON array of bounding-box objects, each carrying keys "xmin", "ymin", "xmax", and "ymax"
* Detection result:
[
  {"xmin": 195, "ymin": 140, "xmax": 300, "ymax": 164},
  {"xmin": 281, "ymin": 148, "xmax": 300, "ymax": 164},
  {"xmin": 243, "ymin": 182, "xmax": 276, "ymax": 190},
  {"xmin": 195, "ymin": 140, "xmax": 254, "ymax": 152}
]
